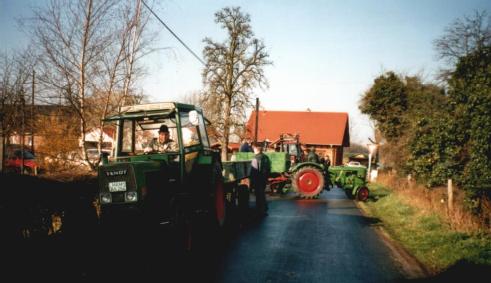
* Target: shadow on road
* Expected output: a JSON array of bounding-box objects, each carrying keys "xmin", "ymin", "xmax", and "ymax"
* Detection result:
[
  {"xmin": 397, "ymin": 260, "xmax": 491, "ymax": 283},
  {"xmin": 0, "ymin": 173, "xmax": 261, "ymax": 282}
]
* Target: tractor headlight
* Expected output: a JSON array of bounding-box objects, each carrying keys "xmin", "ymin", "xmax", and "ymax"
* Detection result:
[
  {"xmin": 125, "ymin": 191, "xmax": 138, "ymax": 202},
  {"xmin": 100, "ymin": 193, "xmax": 112, "ymax": 204}
]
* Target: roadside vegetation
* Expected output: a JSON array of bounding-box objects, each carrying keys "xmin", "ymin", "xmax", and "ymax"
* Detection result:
[
  {"xmin": 0, "ymin": 173, "xmax": 99, "ymax": 240},
  {"xmin": 360, "ymin": 11, "xmax": 491, "ymax": 226},
  {"xmin": 362, "ymin": 174, "xmax": 491, "ymax": 272}
]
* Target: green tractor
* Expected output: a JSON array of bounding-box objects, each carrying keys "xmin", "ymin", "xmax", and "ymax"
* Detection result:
[
  {"xmin": 328, "ymin": 165, "xmax": 369, "ymax": 201},
  {"xmin": 97, "ymin": 102, "xmax": 250, "ymax": 250},
  {"xmin": 235, "ymin": 134, "xmax": 329, "ymax": 199}
]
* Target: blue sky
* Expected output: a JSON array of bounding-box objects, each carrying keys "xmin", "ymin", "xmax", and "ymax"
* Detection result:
[{"xmin": 1, "ymin": 0, "xmax": 490, "ymax": 144}]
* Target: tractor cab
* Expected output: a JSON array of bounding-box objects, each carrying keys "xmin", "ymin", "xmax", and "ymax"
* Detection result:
[
  {"xmin": 270, "ymin": 133, "xmax": 303, "ymax": 166},
  {"xmin": 98, "ymin": 102, "xmax": 213, "ymax": 208},
  {"xmin": 107, "ymin": 102, "xmax": 210, "ymax": 159}
]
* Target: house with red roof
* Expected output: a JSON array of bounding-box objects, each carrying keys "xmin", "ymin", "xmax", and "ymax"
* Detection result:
[{"xmin": 246, "ymin": 110, "xmax": 350, "ymax": 165}]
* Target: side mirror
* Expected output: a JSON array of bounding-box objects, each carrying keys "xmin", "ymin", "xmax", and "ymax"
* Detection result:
[{"xmin": 189, "ymin": 110, "xmax": 199, "ymax": 126}]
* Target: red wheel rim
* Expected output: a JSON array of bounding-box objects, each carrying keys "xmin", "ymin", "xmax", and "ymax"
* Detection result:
[
  {"xmin": 215, "ymin": 180, "xmax": 225, "ymax": 225},
  {"xmin": 358, "ymin": 187, "xmax": 369, "ymax": 201},
  {"xmin": 298, "ymin": 171, "xmax": 320, "ymax": 194}
]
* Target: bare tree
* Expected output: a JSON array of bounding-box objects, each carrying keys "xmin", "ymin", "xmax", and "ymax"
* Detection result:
[
  {"xmin": 29, "ymin": 0, "xmax": 116, "ymax": 167},
  {"xmin": 179, "ymin": 90, "xmax": 203, "ymax": 106},
  {"xmin": 0, "ymin": 50, "xmax": 36, "ymax": 167},
  {"xmin": 89, "ymin": 0, "xmax": 154, "ymax": 167},
  {"xmin": 202, "ymin": 7, "xmax": 271, "ymax": 160},
  {"xmin": 28, "ymin": 0, "xmax": 155, "ymax": 170},
  {"xmin": 120, "ymin": 0, "xmax": 153, "ymax": 106},
  {"xmin": 434, "ymin": 10, "xmax": 491, "ymax": 79}
]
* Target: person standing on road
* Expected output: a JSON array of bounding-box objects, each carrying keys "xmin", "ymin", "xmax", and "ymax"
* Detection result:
[
  {"xmin": 323, "ymin": 155, "xmax": 331, "ymax": 168},
  {"xmin": 251, "ymin": 142, "xmax": 271, "ymax": 216},
  {"xmin": 239, "ymin": 138, "xmax": 252, "ymax": 152},
  {"xmin": 307, "ymin": 147, "xmax": 320, "ymax": 163}
]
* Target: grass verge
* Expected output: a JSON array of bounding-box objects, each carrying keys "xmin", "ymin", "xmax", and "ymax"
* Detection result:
[{"xmin": 362, "ymin": 182, "xmax": 491, "ymax": 273}]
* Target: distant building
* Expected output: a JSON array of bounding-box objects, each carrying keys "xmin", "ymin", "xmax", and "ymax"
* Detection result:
[
  {"xmin": 5, "ymin": 104, "xmax": 74, "ymax": 151},
  {"xmin": 84, "ymin": 127, "xmax": 115, "ymax": 153},
  {"xmin": 246, "ymin": 110, "xmax": 350, "ymax": 165},
  {"xmin": 4, "ymin": 104, "xmax": 115, "ymax": 161}
]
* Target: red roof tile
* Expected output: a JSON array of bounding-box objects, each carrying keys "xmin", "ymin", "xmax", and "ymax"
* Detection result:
[{"xmin": 246, "ymin": 110, "xmax": 350, "ymax": 146}]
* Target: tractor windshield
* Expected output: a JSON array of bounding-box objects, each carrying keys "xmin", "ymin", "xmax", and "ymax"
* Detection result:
[
  {"xmin": 281, "ymin": 143, "xmax": 299, "ymax": 157},
  {"xmin": 120, "ymin": 116, "xmax": 179, "ymax": 155}
]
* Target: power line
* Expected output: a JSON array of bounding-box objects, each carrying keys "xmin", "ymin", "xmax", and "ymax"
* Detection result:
[{"xmin": 141, "ymin": 0, "xmax": 206, "ymax": 66}]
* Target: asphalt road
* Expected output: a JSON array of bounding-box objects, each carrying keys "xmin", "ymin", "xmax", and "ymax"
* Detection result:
[
  {"xmin": 215, "ymin": 187, "xmax": 405, "ymax": 283},
  {"xmin": 4, "ymin": 186, "xmax": 406, "ymax": 282}
]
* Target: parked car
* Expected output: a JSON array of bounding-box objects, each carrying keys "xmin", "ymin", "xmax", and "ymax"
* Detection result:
[
  {"xmin": 5, "ymin": 148, "xmax": 39, "ymax": 175},
  {"xmin": 86, "ymin": 148, "xmax": 112, "ymax": 162},
  {"xmin": 347, "ymin": 161, "xmax": 365, "ymax": 167}
]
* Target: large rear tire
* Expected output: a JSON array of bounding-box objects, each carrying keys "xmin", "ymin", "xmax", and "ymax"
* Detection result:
[
  {"xmin": 291, "ymin": 166, "xmax": 325, "ymax": 199},
  {"xmin": 212, "ymin": 158, "xmax": 226, "ymax": 228},
  {"xmin": 356, "ymin": 186, "xmax": 369, "ymax": 201},
  {"xmin": 237, "ymin": 184, "xmax": 249, "ymax": 225}
]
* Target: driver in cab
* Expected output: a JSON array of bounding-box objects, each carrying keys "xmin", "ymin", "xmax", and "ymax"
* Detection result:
[{"xmin": 145, "ymin": 124, "xmax": 178, "ymax": 153}]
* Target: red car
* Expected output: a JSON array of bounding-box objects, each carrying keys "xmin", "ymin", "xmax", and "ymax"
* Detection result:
[{"xmin": 5, "ymin": 149, "xmax": 39, "ymax": 175}]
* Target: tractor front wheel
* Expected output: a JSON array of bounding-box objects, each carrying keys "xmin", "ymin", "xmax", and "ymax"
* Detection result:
[{"xmin": 291, "ymin": 166, "xmax": 325, "ymax": 199}]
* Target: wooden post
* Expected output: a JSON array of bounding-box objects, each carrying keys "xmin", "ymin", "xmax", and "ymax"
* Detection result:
[
  {"xmin": 254, "ymin": 97, "xmax": 259, "ymax": 143},
  {"xmin": 447, "ymin": 179, "xmax": 453, "ymax": 212},
  {"xmin": 0, "ymin": 135, "xmax": 3, "ymax": 172}
]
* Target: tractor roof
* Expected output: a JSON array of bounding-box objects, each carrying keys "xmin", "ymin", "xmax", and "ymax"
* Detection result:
[{"xmin": 104, "ymin": 102, "xmax": 201, "ymax": 121}]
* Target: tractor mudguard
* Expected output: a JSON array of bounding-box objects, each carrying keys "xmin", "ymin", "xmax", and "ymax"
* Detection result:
[{"xmin": 289, "ymin": 162, "xmax": 324, "ymax": 174}]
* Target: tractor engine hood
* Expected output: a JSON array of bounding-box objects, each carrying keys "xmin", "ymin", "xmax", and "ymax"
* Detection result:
[{"xmin": 98, "ymin": 160, "xmax": 165, "ymax": 205}]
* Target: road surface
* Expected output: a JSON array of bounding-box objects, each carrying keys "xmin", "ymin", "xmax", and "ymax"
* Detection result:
[
  {"xmin": 215, "ymin": 187, "xmax": 405, "ymax": 283},
  {"xmin": 5, "ymin": 187, "xmax": 407, "ymax": 282}
]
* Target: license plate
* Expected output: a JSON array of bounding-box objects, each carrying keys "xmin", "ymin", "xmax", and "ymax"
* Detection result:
[{"xmin": 108, "ymin": 181, "xmax": 127, "ymax": 192}]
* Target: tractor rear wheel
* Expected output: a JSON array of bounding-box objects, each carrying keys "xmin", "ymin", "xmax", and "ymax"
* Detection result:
[
  {"xmin": 214, "ymin": 176, "xmax": 226, "ymax": 227},
  {"xmin": 356, "ymin": 186, "xmax": 369, "ymax": 201},
  {"xmin": 292, "ymin": 166, "xmax": 325, "ymax": 199}
]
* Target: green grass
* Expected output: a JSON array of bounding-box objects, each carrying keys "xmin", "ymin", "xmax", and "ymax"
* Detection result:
[{"xmin": 364, "ymin": 183, "xmax": 491, "ymax": 271}]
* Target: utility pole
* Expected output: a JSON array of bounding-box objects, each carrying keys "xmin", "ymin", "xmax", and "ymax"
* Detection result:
[
  {"xmin": 0, "ymin": 86, "xmax": 3, "ymax": 173},
  {"xmin": 31, "ymin": 70, "xmax": 35, "ymax": 154},
  {"xmin": 20, "ymin": 88, "xmax": 25, "ymax": 175},
  {"xmin": 254, "ymin": 97, "xmax": 259, "ymax": 143}
]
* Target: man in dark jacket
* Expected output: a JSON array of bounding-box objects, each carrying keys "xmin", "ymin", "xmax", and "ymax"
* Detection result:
[
  {"xmin": 239, "ymin": 138, "xmax": 252, "ymax": 152},
  {"xmin": 307, "ymin": 147, "xmax": 320, "ymax": 163},
  {"xmin": 250, "ymin": 142, "xmax": 271, "ymax": 216}
]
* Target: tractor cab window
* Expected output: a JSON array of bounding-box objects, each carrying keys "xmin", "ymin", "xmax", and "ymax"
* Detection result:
[
  {"xmin": 121, "ymin": 120, "xmax": 134, "ymax": 153},
  {"xmin": 198, "ymin": 112, "xmax": 210, "ymax": 148},
  {"xmin": 120, "ymin": 117, "xmax": 179, "ymax": 155},
  {"xmin": 179, "ymin": 111, "xmax": 201, "ymax": 148},
  {"xmin": 281, "ymin": 143, "xmax": 298, "ymax": 157}
]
